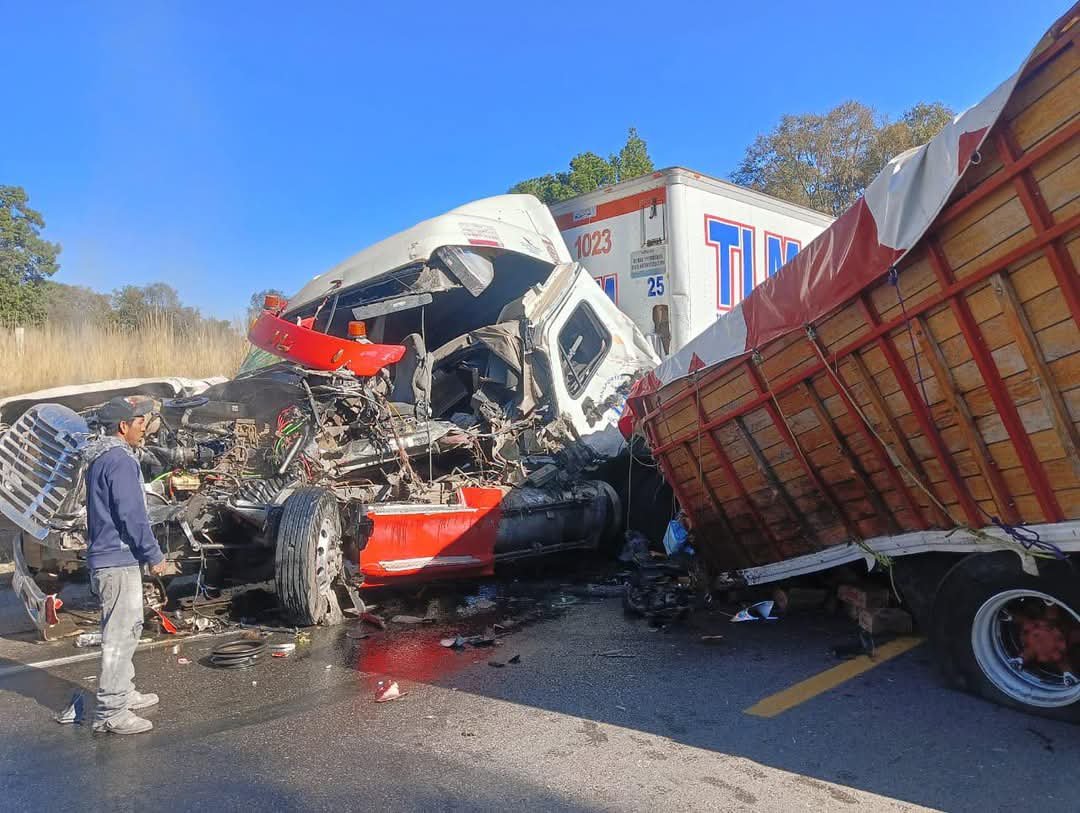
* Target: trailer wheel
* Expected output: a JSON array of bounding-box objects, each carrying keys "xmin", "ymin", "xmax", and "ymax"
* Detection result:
[
  {"xmin": 932, "ymin": 552, "xmax": 1080, "ymax": 722},
  {"xmin": 275, "ymin": 487, "xmax": 344, "ymax": 626}
]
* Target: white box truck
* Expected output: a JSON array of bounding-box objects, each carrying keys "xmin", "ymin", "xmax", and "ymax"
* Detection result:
[{"xmin": 549, "ymin": 167, "xmax": 833, "ymax": 356}]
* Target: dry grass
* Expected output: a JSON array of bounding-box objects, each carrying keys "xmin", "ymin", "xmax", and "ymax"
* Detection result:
[{"xmin": 0, "ymin": 314, "xmax": 251, "ymax": 397}]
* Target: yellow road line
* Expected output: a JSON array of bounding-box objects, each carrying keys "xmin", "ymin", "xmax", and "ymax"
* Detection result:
[{"xmin": 744, "ymin": 636, "xmax": 925, "ymax": 718}]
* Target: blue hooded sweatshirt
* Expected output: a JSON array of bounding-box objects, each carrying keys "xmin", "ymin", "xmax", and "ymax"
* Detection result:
[{"xmin": 83, "ymin": 438, "xmax": 165, "ymax": 571}]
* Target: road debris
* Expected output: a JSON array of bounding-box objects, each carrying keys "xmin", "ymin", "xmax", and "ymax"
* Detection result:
[
  {"xmin": 619, "ymin": 530, "xmax": 651, "ymax": 564},
  {"xmin": 54, "ymin": 691, "xmax": 85, "ymax": 725},
  {"xmin": 374, "ymin": 679, "xmax": 405, "ymax": 702},
  {"xmin": 732, "ymin": 601, "xmax": 778, "ymax": 622},
  {"xmin": 594, "ymin": 649, "xmax": 636, "ymax": 658},
  {"xmin": 74, "ymin": 632, "xmax": 102, "ymax": 648},
  {"xmin": 177, "ymin": 657, "xmax": 192, "ymax": 665},
  {"xmin": 440, "ymin": 636, "xmax": 466, "ymax": 649},
  {"xmin": 209, "ymin": 639, "xmax": 267, "ymax": 669},
  {"xmin": 700, "ymin": 635, "xmax": 724, "ymax": 644},
  {"xmin": 269, "ymin": 642, "xmax": 296, "ymax": 654},
  {"xmin": 390, "ymin": 615, "xmax": 427, "ymax": 625},
  {"xmin": 361, "ymin": 612, "xmax": 387, "ymax": 630}
]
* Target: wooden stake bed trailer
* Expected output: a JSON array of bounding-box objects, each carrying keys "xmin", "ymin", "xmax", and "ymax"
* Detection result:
[{"xmin": 628, "ymin": 7, "xmax": 1080, "ymax": 719}]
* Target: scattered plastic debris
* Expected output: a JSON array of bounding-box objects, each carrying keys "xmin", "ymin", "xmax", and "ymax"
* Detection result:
[
  {"xmin": 177, "ymin": 657, "xmax": 192, "ymax": 665},
  {"xmin": 662, "ymin": 515, "xmax": 693, "ymax": 557},
  {"xmin": 441, "ymin": 636, "xmax": 466, "ymax": 649},
  {"xmin": 360, "ymin": 612, "xmax": 387, "ymax": 630},
  {"xmin": 152, "ymin": 608, "xmax": 178, "ymax": 634},
  {"xmin": 390, "ymin": 615, "xmax": 427, "ymax": 624},
  {"xmin": 732, "ymin": 600, "xmax": 778, "ymax": 622},
  {"xmin": 374, "ymin": 679, "xmax": 405, "ymax": 702},
  {"xmin": 269, "ymin": 642, "xmax": 296, "ymax": 654},
  {"xmin": 170, "ymin": 644, "xmax": 180, "ymax": 655},
  {"xmin": 54, "ymin": 692, "xmax": 85, "ymax": 725},
  {"xmin": 550, "ymin": 595, "xmax": 579, "ymax": 608},
  {"xmin": 74, "ymin": 632, "xmax": 102, "ymax": 648},
  {"xmin": 272, "ymin": 652, "xmax": 289, "ymax": 658},
  {"xmin": 594, "ymin": 649, "xmax": 636, "ymax": 658}
]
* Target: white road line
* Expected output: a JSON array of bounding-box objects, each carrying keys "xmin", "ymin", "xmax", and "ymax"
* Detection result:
[{"xmin": 0, "ymin": 631, "xmax": 235, "ymax": 680}]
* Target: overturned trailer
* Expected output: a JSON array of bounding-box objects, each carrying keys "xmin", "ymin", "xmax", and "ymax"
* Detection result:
[
  {"xmin": 1, "ymin": 195, "xmax": 658, "ymax": 633},
  {"xmin": 628, "ymin": 7, "xmax": 1080, "ymax": 720}
]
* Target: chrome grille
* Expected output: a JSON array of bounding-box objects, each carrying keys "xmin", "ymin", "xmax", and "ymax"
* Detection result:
[{"xmin": 0, "ymin": 404, "xmax": 88, "ymax": 540}]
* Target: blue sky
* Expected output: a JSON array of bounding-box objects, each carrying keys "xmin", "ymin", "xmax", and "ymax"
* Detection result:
[{"xmin": 1, "ymin": 1, "xmax": 1069, "ymax": 318}]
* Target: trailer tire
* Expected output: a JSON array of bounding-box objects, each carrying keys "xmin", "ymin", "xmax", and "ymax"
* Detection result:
[
  {"xmin": 274, "ymin": 487, "xmax": 343, "ymax": 627},
  {"xmin": 932, "ymin": 552, "xmax": 1080, "ymax": 723}
]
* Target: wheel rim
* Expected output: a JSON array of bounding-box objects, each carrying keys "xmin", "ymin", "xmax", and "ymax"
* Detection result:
[
  {"xmin": 314, "ymin": 516, "xmax": 342, "ymax": 598},
  {"xmin": 971, "ymin": 588, "xmax": 1080, "ymax": 708}
]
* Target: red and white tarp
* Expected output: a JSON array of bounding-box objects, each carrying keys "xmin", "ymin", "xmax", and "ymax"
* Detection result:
[{"xmin": 627, "ymin": 41, "xmax": 1036, "ymax": 410}]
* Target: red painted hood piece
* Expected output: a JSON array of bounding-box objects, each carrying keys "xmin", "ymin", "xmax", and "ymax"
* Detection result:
[
  {"xmin": 247, "ymin": 310, "xmax": 405, "ymax": 376},
  {"xmin": 357, "ymin": 487, "xmax": 504, "ymax": 588}
]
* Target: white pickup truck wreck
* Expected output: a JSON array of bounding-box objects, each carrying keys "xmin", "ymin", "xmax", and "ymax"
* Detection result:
[{"xmin": 0, "ymin": 195, "xmax": 659, "ymax": 635}]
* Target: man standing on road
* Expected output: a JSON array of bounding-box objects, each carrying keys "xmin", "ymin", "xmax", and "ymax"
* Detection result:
[{"xmin": 83, "ymin": 396, "xmax": 168, "ymax": 735}]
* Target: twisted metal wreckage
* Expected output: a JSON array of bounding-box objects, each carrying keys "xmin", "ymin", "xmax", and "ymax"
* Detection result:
[{"xmin": 0, "ymin": 196, "xmax": 660, "ymax": 635}]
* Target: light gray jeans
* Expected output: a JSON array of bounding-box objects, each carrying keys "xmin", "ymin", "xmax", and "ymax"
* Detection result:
[{"xmin": 91, "ymin": 565, "xmax": 145, "ymax": 724}]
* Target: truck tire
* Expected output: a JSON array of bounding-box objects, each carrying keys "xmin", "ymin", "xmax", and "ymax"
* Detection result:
[
  {"xmin": 931, "ymin": 551, "xmax": 1080, "ymax": 723},
  {"xmin": 274, "ymin": 487, "xmax": 344, "ymax": 626}
]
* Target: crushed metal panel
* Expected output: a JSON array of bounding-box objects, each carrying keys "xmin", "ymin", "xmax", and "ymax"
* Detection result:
[{"xmin": 358, "ymin": 487, "xmax": 503, "ymax": 586}]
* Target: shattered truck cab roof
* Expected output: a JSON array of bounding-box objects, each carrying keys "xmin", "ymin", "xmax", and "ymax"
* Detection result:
[{"xmin": 287, "ymin": 194, "xmax": 572, "ymax": 313}]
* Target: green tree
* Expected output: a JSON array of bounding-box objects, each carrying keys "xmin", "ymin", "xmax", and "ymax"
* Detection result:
[
  {"xmin": 0, "ymin": 186, "xmax": 61, "ymax": 324},
  {"xmin": 510, "ymin": 128, "xmax": 655, "ymax": 204},
  {"xmin": 567, "ymin": 152, "xmax": 616, "ymax": 194},
  {"xmin": 111, "ymin": 282, "xmax": 201, "ymax": 331},
  {"xmin": 609, "ymin": 127, "xmax": 653, "ymax": 184},
  {"xmin": 43, "ymin": 281, "xmax": 113, "ymax": 325},
  {"xmin": 732, "ymin": 101, "xmax": 955, "ymax": 218}
]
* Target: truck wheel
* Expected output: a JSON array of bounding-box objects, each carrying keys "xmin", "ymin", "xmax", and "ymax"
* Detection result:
[
  {"xmin": 932, "ymin": 552, "xmax": 1080, "ymax": 722},
  {"xmin": 275, "ymin": 488, "xmax": 344, "ymax": 626}
]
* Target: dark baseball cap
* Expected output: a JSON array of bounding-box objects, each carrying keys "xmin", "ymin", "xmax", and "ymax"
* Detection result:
[{"xmin": 98, "ymin": 395, "xmax": 156, "ymax": 425}]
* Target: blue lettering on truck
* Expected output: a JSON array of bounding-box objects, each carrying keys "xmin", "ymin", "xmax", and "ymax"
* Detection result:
[
  {"xmin": 706, "ymin": 215, "xmax": 804, "ymax": 311},
  {"xmin": 705, "ymin": 217, "xmax": 755, "ymax": 309},
  {"xmin": 765, "ymin": 232, "xmax": 802, "ymax": 278}
]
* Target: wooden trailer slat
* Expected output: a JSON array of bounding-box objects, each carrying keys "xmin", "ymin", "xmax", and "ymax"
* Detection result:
[
  {"xmin": 732, "ymin": 414, "xmax": 819, "ymax": 549},
  {"xmin": 926, "ymin": 239, "xmax": 1065, "ymax": 522},
  {"xmin": 912, "ymin": 314, "xmax": 1020, "ymax": 523},
  {"xmin": 857, "ymin": 295, "xmax": 983, "ymax": 526},
  {"xmin": 995, "ymin": 128, "xmax": 1080, "ymax": 332},
  {"xmin": 990, "ymin": 270, "xmax": 1080, "ymax": 482},
  {"xmin": 802, "ymin": 379, "xmax": 899, "ymax": 535}
]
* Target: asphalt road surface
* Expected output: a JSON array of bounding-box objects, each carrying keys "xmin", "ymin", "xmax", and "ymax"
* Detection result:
[{"xmin": 0, "ymin": 572, "xmax": 1075, "ymax": 812}]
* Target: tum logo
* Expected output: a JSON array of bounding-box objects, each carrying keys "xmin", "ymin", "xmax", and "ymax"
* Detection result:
[{"xmin": 705, "ymin": 216, "xmax": 802, "ymax": 310}]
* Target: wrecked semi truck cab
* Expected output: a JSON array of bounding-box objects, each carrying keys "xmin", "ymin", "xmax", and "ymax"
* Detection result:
[{"xmin": 0, "ymin": 194, "xmax": 659, "ymax": 633}]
